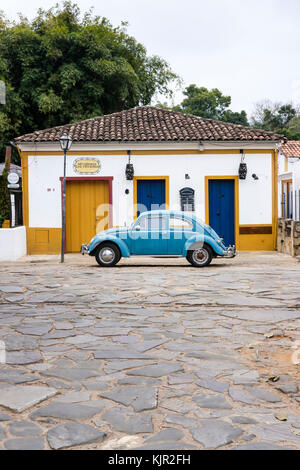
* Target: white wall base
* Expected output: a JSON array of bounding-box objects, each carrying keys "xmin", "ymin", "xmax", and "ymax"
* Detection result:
[{"xmin": 0, "ymin": 226, "xmax": 27, "ymax": 261}]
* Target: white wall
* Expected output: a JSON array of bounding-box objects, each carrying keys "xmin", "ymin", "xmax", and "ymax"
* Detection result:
[
  {"xmin": 0, "ymin": 226, "xmax": 27, "ymax": 261},
  {"xmin": 278, "ymin": 152, "xmax": 300, "ymax": 218},
  {"xmin": 28, "ymin": 152, "xmax": 273, "ymax": 228},
  {"xmin": 294, "ymin": 162, "xmax": 300, "ymax": 191}
]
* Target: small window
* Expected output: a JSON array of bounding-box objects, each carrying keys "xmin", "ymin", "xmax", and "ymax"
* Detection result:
[
  {"xmin": 180, "ymin": 187, "xmax": 195, "ymax": 211},
  {"xmin": 169, "ymin": 216, "xmax": 193, "ymax": 230},
  {"xmin": 139, "ymin": 216, "xmax": 167, "ymax": 230}
]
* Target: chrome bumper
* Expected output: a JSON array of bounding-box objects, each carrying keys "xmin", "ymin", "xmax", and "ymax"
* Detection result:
[
  {"xmin": 80, "ymin": 244, "xmax": 89, "ymax": 255},
  {"xmin": 223, "ymin": 245, "xmax": 236, "ymax": 258}
]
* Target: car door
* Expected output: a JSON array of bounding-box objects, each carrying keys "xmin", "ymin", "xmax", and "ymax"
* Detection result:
[
  {"xmin": 208, "ymin": 179, "xmax": 235, "ymax": 246},
  {"xmin": 130, "ymin": 214, "xmax": 168, "ymax": 255},
  {"xmin": 168, "ymin": 215, "xmax": 194, "ymax": 255}
]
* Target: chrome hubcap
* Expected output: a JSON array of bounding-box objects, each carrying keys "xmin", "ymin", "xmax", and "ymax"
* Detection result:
[
  {"xmin": 192, "ymin": 249, "xmax": 209, "ymax": 265},
  {"xmin": 99, "ymin": 247, "xmax": 115, "ymax": 263}
]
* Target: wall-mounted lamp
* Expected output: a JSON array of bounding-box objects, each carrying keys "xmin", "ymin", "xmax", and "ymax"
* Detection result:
[
  {"xmin": 125, "ymin": 189, "xmax": 129, "ymax": 194},
  {"xmin": 252, "ymin": 173, "xmax": 259, "ymax": 180},
  {"xmin": 238, "ymin": 149, "xmax": 247, "ymax": 180},
  {"xmin": 125, "ymin": 150, "xmax": 134, "ymax": 180},
  {"xmin": 185, "ymin": 173, "xmax": 190, "ymax": 180}
]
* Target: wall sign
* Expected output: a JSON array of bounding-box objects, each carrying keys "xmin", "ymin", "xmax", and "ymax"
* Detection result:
[
  {"xmin": 7, "ymin": 172, "xmax": 20, "ymax": 184},
  {"xmin": 73, "ymin": 158, "xmax": 101, "ymax": 175}
]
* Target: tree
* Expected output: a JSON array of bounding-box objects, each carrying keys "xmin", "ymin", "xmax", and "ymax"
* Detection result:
[
  {"xmin": 286, "ymin": 115, "xmax": 300, "ymax": 140},
  {"xmin": 222, "ymin": 110, "xmax": 248, "ymax": 126},
  {"xmin": 0, "ymin": 162, "xmax": 10, "ymax": 224},
  {"xmin": 172, "ymin": 84, "xmax": 248, "ymax": 125},
  {"xmin": 0, "ymin": 1, "xmax": 179, "ymax": 163},
  {"xmin": 251, "ymin": 100, "xmax": 299, "ymax": 138}
]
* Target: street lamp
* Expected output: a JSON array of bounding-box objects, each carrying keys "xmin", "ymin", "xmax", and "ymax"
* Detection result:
[{"xmin": 59, "ymin": 132, "xmax": 72, "ymax": 263}]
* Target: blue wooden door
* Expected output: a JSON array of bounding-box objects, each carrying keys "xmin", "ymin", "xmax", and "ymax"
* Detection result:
[
  {"xmin": 209, "ymin": 179, "xmax": 235, "ymax": 246},
  {"xmin": 137, "ymin": 180, "xmax": 165, "ymax": 216}
]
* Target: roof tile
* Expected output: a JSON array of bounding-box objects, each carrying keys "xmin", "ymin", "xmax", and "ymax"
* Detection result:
[
  {"xmin": 15, "ymin": 106, "xmax": 283, "ymax": 143},
  {"xmin": 281, "ymin": 140, "xmax": 300, "ymax": 157}
]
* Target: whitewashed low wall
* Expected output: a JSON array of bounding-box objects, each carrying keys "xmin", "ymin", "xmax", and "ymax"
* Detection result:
[{"xmin": 0, "ymin": 226, "xmax": 27, "ymax": 261}]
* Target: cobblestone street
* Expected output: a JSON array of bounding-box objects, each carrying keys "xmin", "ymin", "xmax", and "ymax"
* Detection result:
[{"xmin": 0, "ymin": 252, "xmax": 299, "ymax": 450}]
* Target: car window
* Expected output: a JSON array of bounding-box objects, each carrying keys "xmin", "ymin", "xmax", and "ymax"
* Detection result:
[
  {"xmin": 169, "ymin": 216, "xmax": 193, "ymax": 230},
  {"xmin": 139, "ymin": 216, "xmax": 167, "ymax": 230}
]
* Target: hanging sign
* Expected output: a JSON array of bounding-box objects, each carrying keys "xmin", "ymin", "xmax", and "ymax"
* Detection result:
[{"xmin": 73, "ymin": 158, "xmax": 101, "ymax": 175}]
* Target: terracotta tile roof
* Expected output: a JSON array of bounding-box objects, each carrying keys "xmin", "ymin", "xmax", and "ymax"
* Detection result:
[
  {"xmin": 15, "ymin": 106, "xmax": 283, "ymax": 144},
  {"xmin": 281, "ymin": 140, "xmax": 300, "ymax": 157}
]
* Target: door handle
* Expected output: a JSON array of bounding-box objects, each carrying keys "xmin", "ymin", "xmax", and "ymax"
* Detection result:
[{"xmin": 216, "ymin": 212, "xmax": 221, "ymax": 216}]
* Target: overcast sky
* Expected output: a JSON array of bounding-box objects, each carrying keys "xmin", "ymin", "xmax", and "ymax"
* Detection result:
[{"xmin": 2, "ymin": 0, "xmax": 300, "ymax": 117}]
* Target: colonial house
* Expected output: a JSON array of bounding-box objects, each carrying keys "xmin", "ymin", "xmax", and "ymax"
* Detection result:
[
  {"xmin": 277, "ymin": 140, "xmax": 300, "ymax": 257},
  {"xmin": 278, "ymin": 140, "xmax": 300, "ymax": 220},
  {"xmin": 14, "ymin": 106, "xmax": 282, "ymax": 255}
]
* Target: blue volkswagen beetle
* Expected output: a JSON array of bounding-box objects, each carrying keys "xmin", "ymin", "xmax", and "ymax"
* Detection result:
[{"xmin": 81, "ymin": 210, "xmax": 236, "ymax": 267}]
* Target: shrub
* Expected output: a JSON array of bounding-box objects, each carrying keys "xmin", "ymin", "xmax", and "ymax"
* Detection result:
[{"xmin": 0, "ymin": 162, "xmax": 10, "ymax": 222}]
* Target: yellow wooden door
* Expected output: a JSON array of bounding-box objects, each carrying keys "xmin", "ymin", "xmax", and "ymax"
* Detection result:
[{"xmin": 65, "ymin": 180, "xmax": 109, "ymax": 252}]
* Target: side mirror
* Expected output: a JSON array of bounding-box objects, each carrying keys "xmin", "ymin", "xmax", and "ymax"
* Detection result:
[{"xmin": 135, "ymin": 225, "xmax": 141, "ymax": 231}]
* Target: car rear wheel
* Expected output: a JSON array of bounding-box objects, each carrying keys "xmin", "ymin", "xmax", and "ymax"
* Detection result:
[
  {"xmin": 95, "ymin": 243, "xmax": 121, "ymax": 267},
  {"xmin": 186, "ymin": 244, "xmax": 213, "ymax": 267}
]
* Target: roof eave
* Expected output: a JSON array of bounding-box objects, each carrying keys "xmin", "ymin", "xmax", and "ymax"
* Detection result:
[{"xmin": 16, "ymin": 139, "xmax": 282, "ymax": 152}]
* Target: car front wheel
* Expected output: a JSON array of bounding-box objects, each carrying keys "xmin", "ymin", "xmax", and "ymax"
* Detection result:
[
  {"xmin": 95, "ymin": 243, "xmax": 121, "ymax": 267},
  {"xmin": 186, "ymin": 244, "xmax": 213, "ymax": 267}
]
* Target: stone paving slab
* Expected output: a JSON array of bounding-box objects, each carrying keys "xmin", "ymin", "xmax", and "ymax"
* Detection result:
[
  {"xmin": 0, "ymin": 386, "xmax": 58, "ymax": 412},
  {"xmin": 0, "ymin": 252, "xmax": 299, "ymax": 450},
  {"xmin": 47, "ymin": 423, "xmax": 106, "ymax": 449}
]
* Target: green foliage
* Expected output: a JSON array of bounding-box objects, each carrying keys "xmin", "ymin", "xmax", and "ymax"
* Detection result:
[
  {"xmin": 286, "ymin": 115, "xmax": 300, "ymax": 140},
  {"xmin": 222, "ymin": 110, "xmax": 249, "ymax": 126},
  {"xmin": 154, "ymin": 101, "xmax": 172, "ymax": 110},
  {"xmin": 173, "ymin": 84, "xmax": 248, "ymax": 125},
  {"xmin": 0, "ymin": 1, "xmax": 178, "ymax": 162},
  {"xmin": 251, "ymin": 101, "xmax": 300, "ymax": 139},
  {"xmin": 0, "ymin": 162, "xmax": 10, "ymax": 221}
]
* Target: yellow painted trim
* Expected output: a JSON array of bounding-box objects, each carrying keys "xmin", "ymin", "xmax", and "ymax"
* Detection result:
[
  {"xmin": 133, "ymin": 176, "xmax": 169, "ymax": 219},
  {"xmin": 284, "ymin": 157, "xmax": 288, "ymax": 172},
  {"xmin": 239, "ymin": 233, "xmax": 274, "ymax": 251},
  {"xmin": 21, "ymin": 150, "xmax": 128, "ymax": 156},
  {"xmin": 20, "ymin": 149, "xmax": 275, "ymax": 157},
  {"xmin": 26, "ymin": 228, "xmax": 61, "ymax": 254},
  {"xmin": 132, "ymin": 150, "xmax": 202, "ymax": 155},
  {"xmin": 205, "ymin": 175, "xmax": 240, "ymax": 250}
]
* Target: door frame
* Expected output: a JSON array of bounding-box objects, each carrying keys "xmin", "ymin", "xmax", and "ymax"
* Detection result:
[
  {"xmin": 133, "ymin": 176, "xmax": 169, "ymax": 219},
  {"xmin": 281, "ymin": 179, "xmax": 293, "ymax": 218},
  {"xmin": 205, "ymin": 175, "xmax": 239, "ymax": 249},
  {"xmin": 59, "ymin": 176, "xmax": 113, "ymax": 252}
]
